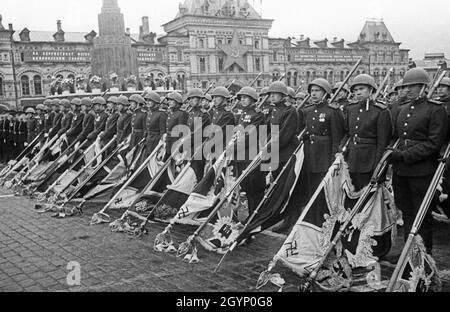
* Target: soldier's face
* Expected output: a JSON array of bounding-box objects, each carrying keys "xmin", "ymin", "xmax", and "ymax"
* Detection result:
[
  {"xmin": 71, "ymin": 105, "xmax": 76, "ymax": 111},
  {"xmin": 213, "ymin": 96, "xmax": 225, "ymax": 107},
  {"xmin": 130, "ymin": 101, "xmax": 137, "ymax": 110},
  {"xmin": 107, "ymin": 103, "xmax": 114, "ymax": 111},
  {"xmin": 404, "ymin": 84, "xmax": 423, "ymax": 100},
  {"xmin": 353, "ymin": 85, "xmax": 372, "ymax": 101},
  {"xmin": 398, "ymin": 87, "xmax": 408, "ymax": 99},
  {"xmin": 117, "ymin": 104, "xmax": 124, "ymax": 112},
  {"xmin": 437, "ymin": 85, "xmax": 450, "ymax": 97},
  {"xmin": 338, "ymin": 90, "xmax": 349, "ymax": 100},
  {"xmin": 81, "ymin": 105, "xmax": 87, "ymax": 112},
  {"xmin": 310, "ymin": 86, "xmax": 326, "ymax": 103},
  {"xmin": 239, "ymin": 95, "xmax": 253, "ymax": 107},
  {"xmin": 190, "ymin": 97, "xmax": 200, "ymax": 108},
  {"xmin": 270, "ymin": 93, "xmax": 284, "ymax": 104},
  {"xmin": 296, "ymin": 98, "xmax": 304, "ymax": 106}
]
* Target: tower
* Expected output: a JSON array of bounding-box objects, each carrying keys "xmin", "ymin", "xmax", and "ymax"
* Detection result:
[{"xmin": 91, "ymin": 0, "xmax": 138, "ymax": 81}]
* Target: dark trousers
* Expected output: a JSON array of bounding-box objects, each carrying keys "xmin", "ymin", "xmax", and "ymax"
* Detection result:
[
  {"xmin": 393, "ymin": 174, "xmax": 434, "ymax": 252},
  {"xmin": 349, "ymin": 172, "xmax": 372, "ymax": 191},
  {"xmin": 235, "ymin": 162, "xmax": 267, "ymax": 217}
]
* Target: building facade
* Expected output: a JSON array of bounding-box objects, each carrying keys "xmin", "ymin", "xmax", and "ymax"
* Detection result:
[{"xmin": 0, "ymin": 0, "xmax": 410, "ymax": 111}]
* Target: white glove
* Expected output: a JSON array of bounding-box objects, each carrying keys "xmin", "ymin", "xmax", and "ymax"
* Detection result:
[
  {"xmin": 74, "ymin": 142, "xmax": 80, "ymax": 150},
  {"xmin": 266, "ymin": 172, "xmax": 274, "ymax": 186},
  {"xmin": 24, "ymin": 142, "xmax": 29, "ymax": 147},
  {"xmin": 44, "ymin": 133, "xmax": 49, "ymax": 138}
]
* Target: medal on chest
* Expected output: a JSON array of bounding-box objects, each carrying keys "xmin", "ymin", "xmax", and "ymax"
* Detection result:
[
  {"xmin": 243, "ymin": 114, "xmax": 251, "ymax": 124},
  {"xmin": 319, "ymin": 113, "xmax": 326, "ymax": 123}
]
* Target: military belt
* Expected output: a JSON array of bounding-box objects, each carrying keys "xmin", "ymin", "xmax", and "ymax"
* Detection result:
[
  {"xmin": 308, "ymin": 134, "xmax": 331, "ymax": 142},
  {"xmin": 133, "ymin": 129, "xmax": 144, "ymax": 133},
  {"xmin": 353, "ymin": 137, "xmax": 377, "ymax": 144},
  {"xmin": 401, "ymin": 139, "xmax": 426, "ymax": 147}
]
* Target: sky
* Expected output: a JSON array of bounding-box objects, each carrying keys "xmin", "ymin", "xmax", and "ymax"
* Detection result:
[{"xmin": 1, "ymin": 0, "xmax": 449, "ymax": 60}]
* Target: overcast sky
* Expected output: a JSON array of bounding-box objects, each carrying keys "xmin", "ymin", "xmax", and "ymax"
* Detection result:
[{"xmin": 1, "ymin": 0, "xmax": 449, "ymax": 59}]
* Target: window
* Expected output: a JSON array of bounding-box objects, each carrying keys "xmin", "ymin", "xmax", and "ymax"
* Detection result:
[
  {"xmin": 217, "ymin": 39, "xmax": 223, "ymax": 45},
  {"xmin": 202, "ymin": 81, "xmax": 208, "ymax": 89},
  {"xmin": 257, "ymin": 80, "xmax": 262, "ymax": 87},
  {"xmin": 21, "ymin": 75, "xmax": 30, "ymax": 96},
  {"xmin": 178, "ymin": 51, "xmax": 182, "ymax": 62},
  {"xmin": 340, "ymin": 71, "xmax": 344, "ymax": 81},
  {"xmin": 306, "ymin": 71, "xmax": 311, "ymax": 84},
  {"xmin": 33, "ymin": 75, "xmax": 42, "ymax": 95},
  {"xmin": 218, "ymin": 57, "xmax": 224, "ymax": 72},
  {"xmin": 199, "ymin": 39, "xmax": 204, "ymax": 49},
  {"xmin": 293, "ymin": 72, "xmax": 298, "ymax": 86},
  {"xmin": 324, "ymin": 71, "xmax": 328, "ymax": 81},
  {"xmin": 20, "ymin": 52, "xmax": 25, "ymax": 62},
  {"xmin": 199, "ymin": 57, "xmax": 206, "ymax": 73},
  {"xmin": 273, "ymin": 51, "xmax": 277, "ymax": 62},
  {"xmin": 254, "ymin": 40, "xmax": 260, "ymax": 49},
  {"xmin": 0, "ymin": 77, "xmax": 3, "ymax": 96},
  {"xmin": 255, "ymin": 57, "xmax": 261, "ymax": 71},
  {"xmin": 287, "ymin": 72, "xmax": 292, "ymax": 86},
  {"xmin": 329, "ymin": 71, "xmax": 334, "ymax": 83}
]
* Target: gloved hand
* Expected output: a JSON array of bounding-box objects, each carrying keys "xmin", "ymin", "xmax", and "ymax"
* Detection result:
[
  {"xmin": 266, "ymin": 171, "xmax": 274, "ymax": 186},
  {"xmin": 44, "ymin": 133, "xmax": 49, "ymax": 138},
  {"xmin": 24, "ymin": 142, "xmax": 28, "ymax": 147},
  {"xmin": 74, "ymin": 142, "xmax": 80, "ymax": 150},
  {"xmin": 387, "ymin": 148, "xmax": 403, "ymax": 163}
]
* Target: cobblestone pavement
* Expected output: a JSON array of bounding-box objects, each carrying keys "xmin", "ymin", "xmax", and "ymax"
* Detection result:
[{"xmin": 1, "ymin": 186, "xmax": 450, "ymax": 292}]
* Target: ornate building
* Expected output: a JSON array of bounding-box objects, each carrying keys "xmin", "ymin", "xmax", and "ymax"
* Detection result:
[{"xmin": 0, "ymin": 0, "xmax": 410, "ymax": 111}]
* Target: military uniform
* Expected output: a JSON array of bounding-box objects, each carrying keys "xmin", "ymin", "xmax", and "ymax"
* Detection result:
[
  {"xmin": 57, "ymin": 111, "xmax": 74, "ymax": 137},
  {"xmin": 210, "ymin": 107, "xmax": 236, "ymax": 151},
  {"xmin": 145, "ymin": 108, "xmax": 167, "ymax": 155},
  {"xmin": 0, "ymin": 117, "xmax": 4, "ymax": 162},
  {"xmin": 49, "ymin": 111, "xmax": 63, "ymax": 138},
  {"xmin": 130, "ymin": 108, "xmax": 147, "ymax": 149},
  {"xmin": 16, "ymin": 118, "xmax": 27, "ymax": 156},
  {"xmin": 233, "ymin": 106, "xmax": 267, "ymax": 215},
  {"xmin": 392, "ymin": 97, "xmax": 448, "ymax": 252},
  {"xmin": 87, "ymin": 111, "xmax": 108, "ymax": 144},
  {"xmin": 116, "ymin": 111, "xmax": 132, "ymax": 145},
  {"xmin": 346, "ymin": 100, "xmax": 393, "ymax": 189},
  {"xmin": 100, "ymin": 110, "xmax": 120, "ymax": 148},
  {"xmin": 44, "ymin": 111, "xmax": 55, "ymax": 134},
  {"xmin": 26, "ymin": 116, "xmax": 38, "ymax": 144},
  {"xmin": 188, "ymin": 106, "xmax": 211, "ymax": 180},
  {"xmin": 6, "ymin": 117, "xmax": 15, "ymax": 160},
  {"xmin": 165, "ymin": 108, "xmax": 188, "ymax": 157},
  {"xmin": 299, "ymin": 101, "xmax": 345, "ymax": 195},
  {"xmin": 66, "ymin": 111, "xmax": 85, "ymax": 145},
  {"xmin": 75, "ymin": 111, "xmax": 95, "ymax": 145}
]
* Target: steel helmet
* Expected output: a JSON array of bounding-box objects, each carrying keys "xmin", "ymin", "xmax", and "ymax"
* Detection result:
[
  {"xmin": 203, "ymin": 94, "xmax": 212, "ymax": 102},
  {"xmin": 308, "ymin": 78, "xmax": 332, "ymax": 95},
  {"xmin": 333, "ymin": 82, "xmax": 350, "ymax": 94},
  {"xmin": 92, "ymin": 96, "xmax": 107, "ymax": 106},
  {"xmin": 268, "ymin": 81, "xmax": 288, "ymax": 96},
  {"xmin": 260, "ymin": 87, "xmax": 270, "ymax": 96},
  {"xmin": 394, "ymin": 79, "xmax": 404, "ymax": 91},
  {"xmin": 129, "ymin": 94, "xmax": 145, "ymax": 105},
  {"xmin": 287, "ymin": 87, "xmax": 296, "ymax": 99},
  {"xmin": 36, "ymin": 104, "xmax": 45, "ymax": 111},
  {"xmin": 60, "ymin": 99, "xmax": 70, "ymax": 108},
  {"xmin": 186, "ymin": 88, "xmax": 204, "ymax": 100},
  {"xmin": 117, "ymin": 95, "xmax": 130, "ymax": 106},
  {"xmin": 71, "ymin": 98, "xmax": 82, "ymax": 106},
  {"xmin": 295, "ymin": 92, "xmax": 307, "ymax": 99},
  {"xmin": 211, "ymin": 86, "xmax": 231, "ymax": 99},
  {"xmin": 439, "ymin": 77, "xmax": 450, "ymax": 88},
  {"xmin": 402, "ymin": 68, "xmax": 430, "ymax": 87},
  {"xmin": 167, "ymin": 92, "xmax": 183, "ymax": 104},
  {"xmin": 350, "ymin": 74, "xmax": 377, "ymax": 92},
  {"xmin": 51, "ymin": 99, "xmax": 61, "ymax": 106},
  {"xmin": 107, "ymin": 96, "xmax": 118, "ymax": 104},
  {"xmin": 81, "ymin": 97, "xmax": 92, "ymax": 108},
  {"xmin": 237, "ymin": 86, "xmax": 258, "ymax": 101},
  {"xmin": 144, "ymin": 91, "xmax": 161, "ymax": 104},
  {"xmin": 43, "ymin": 99, "xmax": 52, "ymax": 106},
  {"xmin": 25, "ymin": 108, "xmax": 36, "ymax": 114}
]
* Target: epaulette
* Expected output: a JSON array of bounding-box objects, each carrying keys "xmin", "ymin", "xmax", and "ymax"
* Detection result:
[
  {"xmin": 428, "ymin": 99, "xmax": 443, "ymax": 106},
  {"xmin": 374, "ymin": 101, "xmax": 388, "ymax": 110},
  {"xmin": 328, "ymin": 102, "xmax": 340, "ymax": 110}
]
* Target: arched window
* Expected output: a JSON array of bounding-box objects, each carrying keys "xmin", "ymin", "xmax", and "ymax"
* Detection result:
[
  {"xmin": 306, "ymin": 71, "xmax": 311, "ymax": 84},
  {"xmin": 312, "ymin": 71, "xmax": 316, "ymax": 80},
  {"xmin": 340, "ymin": 71, "xmax": 344, "ymax": 81},
  {"xmin": 329, "ymin": 71, "xmax": 334, "ymax": 84},
  {"xmin": 21, "ymin": 75, "xmax": 30, "ymax": 96},
  {"xmin": 293, "ymin": 72, "xmax": 298, "ymax": 86},
  {"xmin": 199, "ymin": 39, "xmax": 204, "ymax": 49},
  {"xmin": 287, "ymin": 72, "xmax": 292, "ymax": 87},
  {"xmin": 67, "ymin": 74, "xmax": 75, "ymax": 93},
  {"xmin": 177, "ymin": 73, "xmax": 186, "ymax": 92},
  {"xmin": 324, "ymin": 71, "xmax": 328, "ymax": 81},
  {"xmin": 0, "ymin": 77, "xmax": 3, "ymax": 97},
  {"xmin": 33, "ymin": 75, "xmax": 42, "ymax": 95},
  {"xmin": 254, "ymin": 40, "xmax": 260, "ymax": 49}
]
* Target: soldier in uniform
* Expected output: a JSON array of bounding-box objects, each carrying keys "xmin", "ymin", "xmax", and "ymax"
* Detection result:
[
  {"xmin": 346, "ymin": 74, "xmax": 392, "ymax": 190},
  {"xmin": 286, "ymin": 87, "xmax": 296, "ymax": 107},
  {"xmin": 202, "ymin": 94, "xmax": 213, "ymax": 116},
  {"xmin": 295, "ymin": 92, "xmax": 307, "ymax": 109},
  {"xmin": 48, "ymin": 99, "xmax": 64, "ymax": 139},
  {"xmin": 24, "ymin": 108, "xmax": 37, "ymax": 147},
  {"xmin": 56, "ymin": 99, "xmax": 73, "ymax": 138},
  {"xmin": 233, "ymin": 87, "xmax": 267, "ymax": 216},
  {"xmin": 332, "ymin": 82, "xmax": 351, "ymax": 123},
  {"xmin": 66, "ymin": 98, "xmax": 85, "ymax": 146},
  {"xmin": 99, "ymin": 96, "xmax": 120, "ymax": 150},
  {"xmin": 165, "ymin": 92, "xmax": 188, "ymax": 159},
  {"xmin": 144, "ymin": 91, "xmax": 167, "ymax": 156},
  {"xmin": 436, "ymin": 77, "xmax": 450, "ymax": 113},
  {"xmin": 86, "ymin": 97, "xmax": 108, "ymax": 145},
  {"xmin": 388, "ymin": 68, "xmax": 448, "ymax": 254},
  {"xmin": 44, "ymin": 99, "xmax": 56, "ymax": 137},
  {"xmin": 35, "ymin": 104, "xmax": 46, "ymax": 136},
  {"xmin": 129, "ymin": 94, "xmax": 147, "ymax": 150},
  {"xmin": 186, "ymin": 88, "xmax": 211, "ymax": 180},
  {"xmin": 7, "ymin": 111, "xmax": 16, "ymax": 161},
  {"xmin": 74, "ymin": 97, "xmax": 95, "ymax": 149},
  {"xmin": 389, "ymin": 79, "xmax": 409, "ymax": 124},
  {"xmin": 299, "ymin": 78, "xmax": 345, "ymax": 207},
  {"xmin": 209, "ymin": 86, "xmax": 236, "ymax": 155},
  {"xmin": 115, "ymin": 95, "xmax": 132, "ymax": 146},
  {"xmin": 16, "ymin": 112, "xmax": 28, "ymax": 156},
  {"xmin": 267, "ymin": 81, "xmax": 301, "ymax": 233},
  {"xmin": 259, "ymin": 87, "xmax": 272, "ymax": 123}
]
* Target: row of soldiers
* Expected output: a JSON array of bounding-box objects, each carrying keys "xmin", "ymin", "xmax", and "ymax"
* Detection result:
[{"xmin": 2, "ymin": 67, "xmax": 450, "ymax": 258}]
